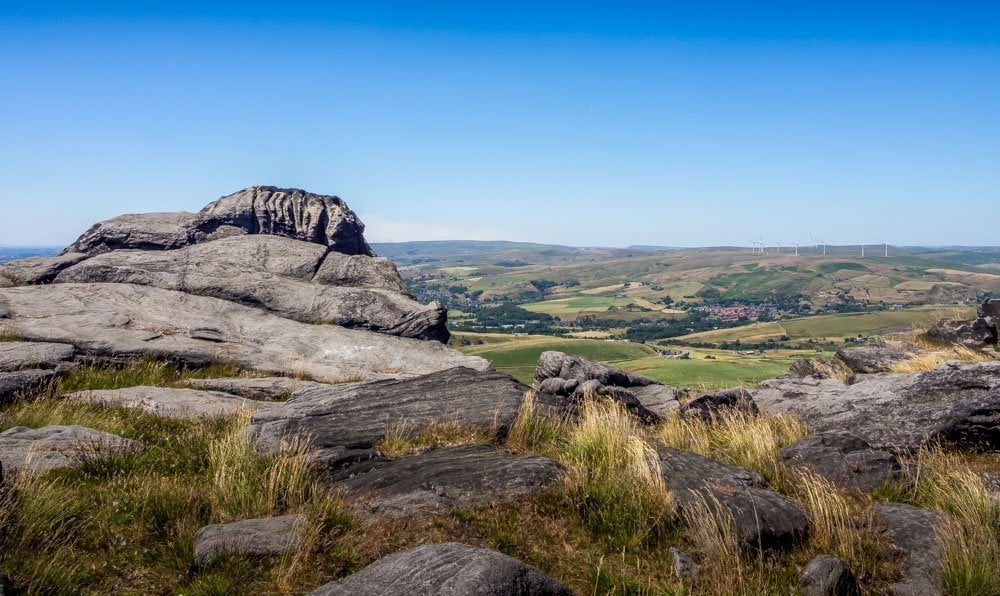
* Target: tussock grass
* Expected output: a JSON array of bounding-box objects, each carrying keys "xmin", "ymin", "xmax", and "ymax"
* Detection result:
[
  {"xmin": 898, "ymin": 447, "xmax": 1000, "ymax": 594},
  {"xmin": 57, "ymin": 357, "xmax": 247, "ymax": 393},
  {"xmin": 506, "ymin": 391, "xmax": 566, "ymax": 457},
  {"xmin": 561, "ymin": 399, "xmax": 674, "ymax": 551},
  {"xmin": 655, "ymin": 410, "xmax": 807, "ymax": 489},
  {"xmin": 890, "ymin": 346, "xmax": 996, "ymax": 373},
  {"xmin": 0, "ymin": 393, "xmax": 352, "ymax": 594},
  {"xmin": 376, "ymin": 419, "xmax": 494, "ymax": 457}
]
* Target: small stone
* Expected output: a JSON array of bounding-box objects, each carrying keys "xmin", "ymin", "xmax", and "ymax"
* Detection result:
[
  {"xmin": 669, "ymin": 547, "xmax": 699, "ymax": 580},
  {"xmin": 193, "ymin": 515, "xmax": 304, "ymax": 567},
  {"xmin": 799, "ymin": 555, "xmax": 860, "ymax": 596}
]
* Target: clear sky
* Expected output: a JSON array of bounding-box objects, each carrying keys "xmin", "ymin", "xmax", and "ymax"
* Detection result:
[{"xmin": 2, "ymin": 2, "xmax": 998, "ymax": 247}]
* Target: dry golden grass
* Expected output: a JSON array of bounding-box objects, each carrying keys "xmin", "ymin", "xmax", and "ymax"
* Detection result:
[
  {"xmin": 376, "ymin": 419, "xmax": 495, "ymax": 457},
  {"xmin": 654, "ymin": 410, "xmax": 807, "ymax": 489},
  {"xmin": 890, "ymin": 345, "xmax": 996, "ymax": 373}
]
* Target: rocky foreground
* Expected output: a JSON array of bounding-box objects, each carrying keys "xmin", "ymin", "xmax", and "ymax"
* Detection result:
[{"xmin": 0, "ymin": 187, "xmax": 998, "ymax": 594}]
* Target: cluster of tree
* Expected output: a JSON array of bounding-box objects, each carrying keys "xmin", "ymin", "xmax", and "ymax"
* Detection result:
[{"xmin": 448, "ymin": 303, "xmax": 559, "ymax": 334}]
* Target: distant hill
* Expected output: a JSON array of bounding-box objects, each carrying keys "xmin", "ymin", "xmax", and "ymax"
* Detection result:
[{"xmin": 371, "ymin": 240, "xmax": 661, "ymax": 269}]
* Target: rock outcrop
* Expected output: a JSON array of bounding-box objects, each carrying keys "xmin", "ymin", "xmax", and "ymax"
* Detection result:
[
  {"xmin": 54, "ymin": 235, "xmax": 448, "ymax": 341},
  {"xmin": 182, "ymin": 376, "xmax": 327, "ymax": 401},
  {"xmin": 754, "ymin": 360, "xmax": 1000, "ymax": 451},
  {"xmin": 248, "ymin": 367, "xmax": 526, "ymax": 454},
  {"xmin": 193, "ymin": 515, "xmax": 304, "ymax": 567},
  {"xmin": 0, "ymin": 341, "xmax": 76, "ymax": 372},
  {"xmin": 331, "ymin": 444, "xmax": 564, "ymax": 518},
  {"xmin": 0, "ymin": 284, "xmax": 486, "ymax": 383},
  {"xmin": 0, "ymin": 425, "xmax": 141, "ymax": 476},
  {"xmin": 834, "ymin": 346, "xmax": 912, "ymax": 376},
  {"xmin": 0, "ymin": 369, "xmax": 55, "ymax": 402},
  {"xmin": 64, "ymin": 187, "xmax": 373, "ymax": 257},
  {"xmin": 780, "ymin": 431, "xmax": 903, "ymax": 492},
  {"xmin": 657, "ymin": 446, "xmax": 809, "ymax": 551},
  {"xmin": 532, "ymin": 351, "xmax": 680, "ymax": 420},
  {"xmin": 308, "ymin": 542, "xmax": 574, "ymax": 596},
  {"xmin": 0, "ymin": 186, "xmax": 456, "ymax": 343},
  {"xmin": 925, "ymin": 298, "xmax": 999, "ymax": 349}
]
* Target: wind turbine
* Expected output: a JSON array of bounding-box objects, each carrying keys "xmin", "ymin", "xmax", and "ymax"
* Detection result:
[
  {"xmin": 818, "ymin": 238, "xmax": 826, "ymax": 256},
  {"xmin": 759, "ymin": 235, "xmax": 765, "ymax": 254},
  {"xmin": 776, "ymin": 241, "xmax": 781, "ymax": 254},
  {"xmin": 860, "ymin": 241, "xmax": 865, "ymax": 259},
  {"xmin": 749, "ymin": 240, "xmax": 759, "ymax": 254},
  {"xmin": 884, "ymin": 243, "xmax": 889, "ymax": 258},
  {"xmin": 793, "ymin": 242, "xmax": 799, "ymax": 256}
]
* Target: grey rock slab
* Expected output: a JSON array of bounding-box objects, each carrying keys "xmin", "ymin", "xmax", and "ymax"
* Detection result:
[
  {"xmin": 799, "ymin": 555, "xmax": 861, "ymax": 596},
  {"xmin": 0, "ymin": 425, "xmax": 141, "ymax": 476},
  {"xmin": 191, "ymin": 186, "xmax": 374, "ymax": 255},
  {"xmin": 248, "ymin": 367, "xmax": 526, "ymax": 454},
  {"xmin": 193, "ymin": 514, "xmax": 304, "ymax": 567},
  {"xmin": 753, "ymin": 360, "xmax": 1000, "ymax": 451},
  {"xmin": 55, "ymin": 235, "xmax": 448, "ymax": 342},
  {"xmin": 0, "ymin": 369, "xmax": 55, "ymax": 402},
  {"xmin": 788, "ymin": 358, "xmax": 848, "ymax": 380},
  {"xmin": 926, "ymin": 318, "xmax": 997, "ymax": 348},
  {"xmin": 65, "ymin": 386, "xmax": 275, "ymax": 420},
  {"xmin": 657, "ymin": 446, "xmax": 809, "ymax": 551},
  {"xmin": 681, "ymin": 387, "xmax": 759, "ymax": 422},
  {"xmin": 780, "ymin": 431, "xmax": 903, "ymax": 492},
  {"xmin": 0, "ymin": 341, "xmax": 75, "ymax": 371},
  {"xmin": 182, "ymin": 376, "xmax": 328, "ymax": 400},
  {"xmin": 331, "ymin": 444, "xmax": 564, "ymax": 518},
  {"xmin": 309, "ymin": 542, "xmax": 573, "ymax": 596},
  {"xmin": 533, "ymin": 350, "xmax": 655, "ymax": 387},
  {"xmin": 874, "ymin": 503, "xmax": 945, "ymax": 596},
  {"xmin": 0, "ymin": 252, "xmax": 89, "ymax": 285},
  {"xmin": 313, "ymin": 251, "xmax": 411, "ymax": 294},
  {"xmin": 65, "ymin": 212, "xmax": 198, "ymax": 255},
  {"xmin": 0, "ymin": 283, "xmax": 487, "ymax": 384},
  {"xmin": 631, "ymin": 384, "xmax": 682, "ymax": 417},
  {"xmin": 835, "ymin": 346, "xmax": 912, "ymax": 376}
]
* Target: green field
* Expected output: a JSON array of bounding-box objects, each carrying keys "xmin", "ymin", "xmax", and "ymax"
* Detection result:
[
  {"xmin": 455, "ymin": 333, "xmax": 815, "ymax": 389},
  {"xmin": 675, "ymin": 305, "xmax": 973, "ymax": 344},
  {"xmin": 520, "ymin": 296, "xmax": 619, "ymax": 319}
]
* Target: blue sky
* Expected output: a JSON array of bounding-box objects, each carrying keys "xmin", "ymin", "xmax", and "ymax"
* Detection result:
[{"xmin": 2, "ymin": 2, "xmax": 998, "ymax": 247}]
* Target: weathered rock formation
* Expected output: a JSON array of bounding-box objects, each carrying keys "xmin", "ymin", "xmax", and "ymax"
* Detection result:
[
  {"xmin": 925, "ymin": 298, "xmax": 999, "ymax": 349},
  {"xmin": 0, "ymin": 284, "xmax": 485, "ymax": 383},
  {"xmin": 308, "ymin": 542, "xmax": 574, "ymax": 596},
  {"xmin": 799, "ymin": 555, "xmax": 861, "ymax": 596},
  {"xmin": 248, "ymin": 367, "xmax": 526, "ymax": 454},
  {"xmin": 0, "ymin": 425, "xmax": 141, "ymax": 476},
  {"xmin": 182, "ymin": 376, "xmax": 327, "ymax": 400},
  {"xmin": 532, "ymin": 351, "xmax": 680, "ymax": 420},
  {"xmin": 780, "ymin": 431, "xmax": 903, "ymax": 492},
  {"xmin": 754, "ymin": 360, "xmax": 1000, "ymax": 451},
  {"xmin": 3, "ymin": 186, "xmax": 453, "ymax": 344},
  {"xmin": 54, "ymin": 235, "xmax": 447, "ymax": 341},
  {"xmin": 680, "ymin": 387, "xmax": 759, "ymax": 421},
  {"xmin": 0, "ymin": 369, "xmax": 55, "ymax": 403},
  {"xmin": 330, "ymin": 444, "xmax": 564, "ymax": 518}
]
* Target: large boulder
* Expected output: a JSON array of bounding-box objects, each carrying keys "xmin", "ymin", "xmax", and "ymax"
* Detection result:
[
  {"xmin": 0, "ymin": 425, "xmax": 141, "ymax": 476},
  {"xmin": 834, "ymin": 346, "xmax": 912, "ymax": 376},
  {"xmin": 54, "ymin": 235, "xmax": 447, "ymax": 342},
  {"xmin": 248, "ymin": 367, "xmax": 526, "ymax": 454},
  {"xmin": 532, "ymin": 351, "xmax": 679, "ymax": 421},
  {"xmin": 331, "ymin": 444, "xmax": 564, "ymax": 518},
  {"xmin": 680, "ymin": 387, "xmax": 759, "ymax": 422},
  {"xmin": 308, "ymin": 542, "xmax": 573, "ymax": 596},
  {"xmin": 64, "ymin": 386, "xmax": 275, "ymax": 420},
  {"xmin": 0, "ymin": 283, "xmax": 486, "ymax": 383},
  {"xmin": 63, "ymin": 187, "xmax": 374, "ymax": 257},
  {"xmin": 925, "ymin": 299, "xmax": 1000, "ymax": 349},
  {"xmin": 656, "ymin": 446, "xmax": 809, "ymax": 551},
  {"xmin": 753, "ymin": 360, "xmax": 1000, "ymax": 451},
  {"xmin": 65, "ymin": 212, "xmax": 198, "ymax": 255},
  {"xmin": 193, "ymin": 515, "xmax": 304, "ymax": 567},
  {"xmin": 874, "ymin": 504, "xmax": 944, "ymax": 595},
  {"xmin": 780, "ymin": 431, "xmax": 903, "ymax": 492},
  {"xmin": 190, "ymin": 186, "xmax": 373, "ymax": 255}
]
